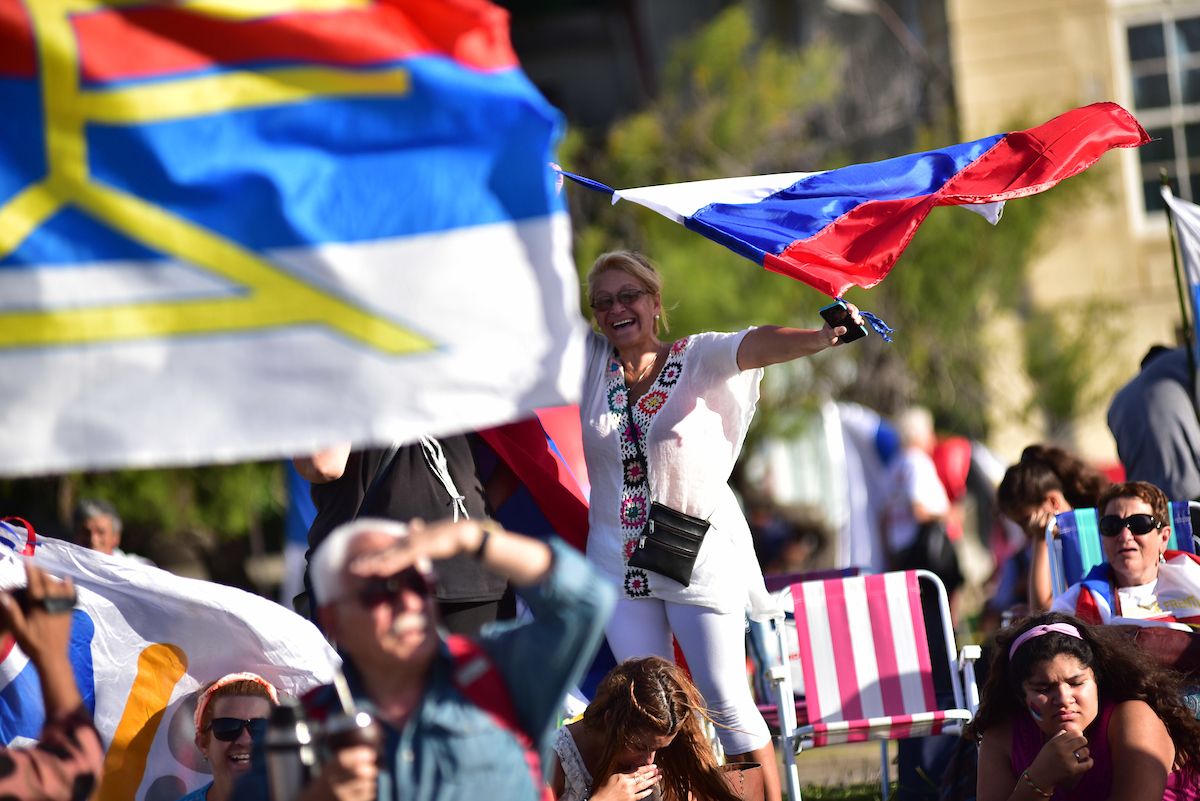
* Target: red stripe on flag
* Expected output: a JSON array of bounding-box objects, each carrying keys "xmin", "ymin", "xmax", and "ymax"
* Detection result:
[
  {"xmin": 71, "ymin": 0, "xmax": 519, "ymax": 84},
  {"xmin": 0, "ymin": 0, "xmax": 35, "ymax": 78},
  {"xmin": 764, "ymin": 195, "xmax": 931, "ymax": 297},
  {"xmin": 477, "ymin": 413, "xmax": 589, "ymax": 553},
  {"xmin": 764, "ymin": 103, "xmax": 1149, "ymax": 298},
  {"xmin": 823, "ymin": 578, "xmax": 863, "ymax": 722},
  {"xmin": 939, "ymin": 103, "xmax": 1150, "ymax": 203},
  {"xmin": 865, "ymin": 573, "xmax": 903, "ymax": 717}
]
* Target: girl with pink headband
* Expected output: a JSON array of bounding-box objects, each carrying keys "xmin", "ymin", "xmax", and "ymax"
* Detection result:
[
  {"xmin": 176, "ymin": 672, "xmax": 280, "ymax": 801},
  {"xmin": 969, "ymin": 613, "xmax": 1200, "ymax": 801}
]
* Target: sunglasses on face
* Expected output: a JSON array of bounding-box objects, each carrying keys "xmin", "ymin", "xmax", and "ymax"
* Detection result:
[
  {"xmin": 355, "ymin": 569, "xmax": 431, "ymax": 607},
  {"xmin": 590, "ymin": 288, "xmax": 648, "ymax": 312},
  {"xmin": 1098, "ymin": 513, "xmax": 1162, "ymax": 537},
  {"xmin": 208, "ymin": 717, "xmax": 268, "ymax": 742}
]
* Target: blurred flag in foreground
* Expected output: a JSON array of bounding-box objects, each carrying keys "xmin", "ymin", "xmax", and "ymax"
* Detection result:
[
  {"xmin": 0, "ymin": 0, "xmax": 583, "ymax": 476},
  {"xmin": 0, "ymin": 520, "xmax": 339, "ymax": 801},
  {"xmin": 1161, "ymin": 185, "xmax": 1200, "ymax": 358},
  {"xmin": 562, "ymin": 102, "xmax": 1149, "ymax": 298}
]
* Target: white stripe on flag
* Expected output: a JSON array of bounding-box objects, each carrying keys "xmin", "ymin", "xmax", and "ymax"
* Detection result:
[
  {"xmin": 1164, "ymin": 187, "xmax": 1200, "ymax": 285},
  {"xmin": 614, "ymin": 172, "xmax": 819, "ymax": 222}
]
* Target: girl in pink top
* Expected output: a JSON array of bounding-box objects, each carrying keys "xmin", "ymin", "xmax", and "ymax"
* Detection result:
[{"xmin": 971, "ymin": 613, "xmax": 1200, "ymax": 801}]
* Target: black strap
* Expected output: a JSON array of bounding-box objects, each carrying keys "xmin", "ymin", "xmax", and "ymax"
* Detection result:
[{"xmin": 352, "ymin": 442, "xmax": 402, "ymax": 521}]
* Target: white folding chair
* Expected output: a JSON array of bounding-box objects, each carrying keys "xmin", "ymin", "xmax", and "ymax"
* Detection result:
[{"xmin": 764, "ymin": 570, "xmax": 979, "ymax": 801}]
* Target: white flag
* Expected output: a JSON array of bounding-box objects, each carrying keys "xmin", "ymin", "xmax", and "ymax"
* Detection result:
[
  {"xmin": 0, "ymin": 521, "xmax": 339, "ymax": 801},
  {"xmin": 0, "ymin": 2, "xmax": 583, "ymax": 476}
]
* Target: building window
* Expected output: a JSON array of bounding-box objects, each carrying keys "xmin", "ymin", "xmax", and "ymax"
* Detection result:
[{"xmin": 1127, "ymin": 14, "xmax": 1200, "ymax": 212}]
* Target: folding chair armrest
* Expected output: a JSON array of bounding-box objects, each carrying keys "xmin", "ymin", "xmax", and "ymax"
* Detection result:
[
  {"xmin": 959, "ymin": 644, "xmax": 982, "ymax": 716},
  {"xmin": 1046, "ymin": 523, "xmax": 1065, "ymax": 597}
]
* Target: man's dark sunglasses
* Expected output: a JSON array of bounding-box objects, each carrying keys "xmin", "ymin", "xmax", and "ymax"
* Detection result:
[
  {"xmin": 356, "ymin": 569, "xmax": 431, "ymax": 607},
  {"xmin": 208, "ymin": 717, "xmax": 268, "ymax": 742},
  {"xmin": 590, "ymin": 288, "xmax": 648, "ymax": 312},
  {"xmin": 1098, "ymin": 513, "xmax": 1162, "ymax": 537}
]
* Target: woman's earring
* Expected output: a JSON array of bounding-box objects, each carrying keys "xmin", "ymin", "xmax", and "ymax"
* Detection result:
[{"xmin": 1161, "ymin": 551, "xmax": 1168, "ymax": 564}]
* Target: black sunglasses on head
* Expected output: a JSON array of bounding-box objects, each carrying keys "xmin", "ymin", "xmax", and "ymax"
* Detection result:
[
  {"xmin": 1098, "ymin": 513, "xmax": 1162, "ymax": 537},
  {"xmin": 208, "ymin": 717, "xmax": 268, "ymax": 742},
  {"xmin": 356, "ymin": 569, "xmax": 431, "ymax": 607}
]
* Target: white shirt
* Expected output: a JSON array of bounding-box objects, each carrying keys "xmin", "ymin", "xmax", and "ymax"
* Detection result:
[
  {"xmin": 884, "ymin": 446, "xmax": 949, "ymax": 553},
  {"xmin": 580, "ymin": 329, "xmax": 774, "ymax": 618}
]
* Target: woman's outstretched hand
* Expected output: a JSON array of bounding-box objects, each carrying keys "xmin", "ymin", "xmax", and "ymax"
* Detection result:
[{"xmin": 820, "ymin": 302, "xmax": 865, "ymax": 347}]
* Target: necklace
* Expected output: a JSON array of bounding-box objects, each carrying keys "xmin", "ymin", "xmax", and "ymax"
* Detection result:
[{"xmin": 624, "ymin": 347, "xmax": 660, "ymax": 386}]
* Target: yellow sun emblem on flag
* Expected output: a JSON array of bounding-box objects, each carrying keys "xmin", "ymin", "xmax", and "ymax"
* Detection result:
[{"xmin": 0, "ymin": 0, "xmax": 430, "ymax": 354}]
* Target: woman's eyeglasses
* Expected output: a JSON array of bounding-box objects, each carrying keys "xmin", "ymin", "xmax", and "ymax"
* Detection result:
[
  {"xmin": 590, "ymin": 289, "xmax": 648, "ymax": 312},
  {"xmin": 208, "ymin": 717, "xmax": 269, "ymax": 742},
  {"xmin": 1098, "ymin": 513, "xmax": 1162, "ymax": 537}
]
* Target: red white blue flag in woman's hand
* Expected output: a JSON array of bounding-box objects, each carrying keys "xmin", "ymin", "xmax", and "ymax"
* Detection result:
[{"xmin": 561, "ymin": 102, "xmax": 1149, "ymax": 299}]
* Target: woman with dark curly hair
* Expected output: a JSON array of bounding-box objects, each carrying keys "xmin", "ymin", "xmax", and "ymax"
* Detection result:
[
  {"xmin": 550, "ymin": 656, "xmax": 740, "ymax": 801},
  {"xmin": 997, "ymin": 445, "xmax": 1112, "ymax": 613},
  {"xmin": 970, "ymin": 612, "xmax": 1200, "ymax": 801}
]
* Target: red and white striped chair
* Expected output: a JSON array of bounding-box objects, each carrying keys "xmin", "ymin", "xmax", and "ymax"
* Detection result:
[{"xmin": 766, "ymin": 570, "xmax": 980, "ymax": 801}]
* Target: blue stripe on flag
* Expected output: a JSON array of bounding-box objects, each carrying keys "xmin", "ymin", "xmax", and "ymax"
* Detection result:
[
  {"xmin": 74, "ymin": 57, "xmax": 561, "ymax": 254},
  {"xmin": 687, "ymin": 134, "xmax": 1005, "ymax": 258},
  {"xmin": 0, "ymin": 610, "xmax": 95, "ymax": 742},
  {"xmin": 0, "ymin": 79, "xmax": 47, "ymax": 209},
  {"xmin": 0, "ymin": 207, "xmax": 164, "ymax": 268}
]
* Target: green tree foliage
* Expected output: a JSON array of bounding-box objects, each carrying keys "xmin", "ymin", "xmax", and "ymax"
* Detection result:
[
  {"xmin": 563, "ymin": 4, "xmax": 1104, "ymax": 441},
  {"xmin": 0, "ymin": 462, "xmax": 285, "ymax": 589}
]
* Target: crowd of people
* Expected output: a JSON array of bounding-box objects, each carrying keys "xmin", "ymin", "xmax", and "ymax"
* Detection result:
[{"xmin": 10, "ymin": 248, "xmax": 1200, "ymax": 801}]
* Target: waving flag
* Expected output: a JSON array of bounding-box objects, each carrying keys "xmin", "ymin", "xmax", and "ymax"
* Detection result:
[
  {"xmin": 0, "ymin": 0, "xmax": 583, "ymax": 476},
  {"xmin": 563, "ymin": 102, "xmax": 1149, "ymax": 298},
  {"xmin": 0, "ymin": 520, "xmax": 339, "ymax": 801},
  {"xmin": 479, "ymin": 406, "xmax": 591, "ymax": 551},
  {"xmin": 1161, "ymin": 186, "xmax": 1200, "ymax": 360}
]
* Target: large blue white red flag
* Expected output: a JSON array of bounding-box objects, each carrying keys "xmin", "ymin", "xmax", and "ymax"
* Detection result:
[
  {"xmin": 0, "ymin": 0, "xmax": 583, "ymax": 476},
  {"xmin": 0, "ymin": 519, "xmax": 339, "ymax": 801},
  {"xmin": 564, "ymin": 102, "xmax": 1148, "ymax": 298}
]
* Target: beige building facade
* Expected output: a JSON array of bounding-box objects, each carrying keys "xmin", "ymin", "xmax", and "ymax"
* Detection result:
[{"xmin": 948, "ymin": 0, "xmax": 1196, "ymax": 466}]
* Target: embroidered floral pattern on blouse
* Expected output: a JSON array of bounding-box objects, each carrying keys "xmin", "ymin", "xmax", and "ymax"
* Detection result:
[
  {"xmin": 637, "ymin": 390, "xmax": 668, "ymax": 415},
  {"xmin": 658, "ymin": 363, "xmax": 681, "ymax": 387},
  {"xmin": 622, "ymin": 494, "xmax": 648, "ymax": 528},
  {"xmin": 624, "ymin": 568, "xmax": 652, "ymax": 598},
  {"xmin": 622, "ymin": 456, "xmax": 646, "ymax": 486},
  {"xmin": 609, "ymin": 337, "xmax": 690, "ymax": 598}
]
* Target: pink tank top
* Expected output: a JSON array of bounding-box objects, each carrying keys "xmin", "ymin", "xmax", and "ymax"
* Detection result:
[{"xmin": 1010, "ymin": 699, "xmax": 1198, "ymax": 800}]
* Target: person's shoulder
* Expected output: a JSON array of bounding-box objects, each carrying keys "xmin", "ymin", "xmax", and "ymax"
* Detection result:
[{"xmin": 1109, "ymin": 698, "xmax": 1161, "ymax": 724}]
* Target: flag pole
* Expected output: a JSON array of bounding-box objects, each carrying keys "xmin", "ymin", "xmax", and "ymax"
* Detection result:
[{"xmin": 1160, "ymin": 171, "xmax": 1200, "ymax": 417}]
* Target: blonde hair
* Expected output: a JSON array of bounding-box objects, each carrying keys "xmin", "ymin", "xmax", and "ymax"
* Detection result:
[{"xmin": 586, "ymin": 251, "xmax": 669, "ymax": 335}]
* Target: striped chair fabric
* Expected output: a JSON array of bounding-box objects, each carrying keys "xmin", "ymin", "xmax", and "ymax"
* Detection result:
[{"xmin": 768, "ymin": 570, "xmax": 978, "ymax": 801}]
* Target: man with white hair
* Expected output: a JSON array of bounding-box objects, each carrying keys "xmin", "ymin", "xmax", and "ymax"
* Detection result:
[{"xmin": 232, "ymin": 516, "xmax": 614, "ymax": 801}]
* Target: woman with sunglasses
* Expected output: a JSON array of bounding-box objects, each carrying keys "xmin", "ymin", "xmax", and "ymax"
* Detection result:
[
  {"xmin": 1051, "ymin": 481, "xmax": 1182, "ymax": 626},
  {"xmin": 580, "ymin": 251, "xmax": 860, "ymax": 801},
  {"xmin": 178, "ymin": 672, "xmax": 280, "ymax": 801}
]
